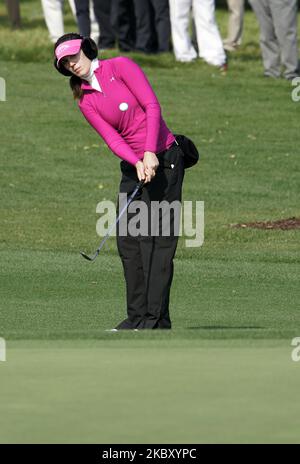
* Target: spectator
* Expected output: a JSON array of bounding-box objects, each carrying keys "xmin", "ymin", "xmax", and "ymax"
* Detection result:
[
  {"xmin": 86, "ymin": 1, "xmax": 136, "ymax": 52},
  {"xmin": 223, "ymin": 0, "xmax": 244, "ymax": 52},
  {"xmin": 5, "ymin": 0, "xmax": 21, "ymax": 29},
  {"xmin": 93, "ymin": 0, "xmax": 116, "ymax": 50},
  {"xmin": 169, "ymin": 0, "xmax": 226, "ymax": 67},
  {"xmin": 249, "ymin": 0, "xmax": 299, "ymax": 80},
  {"xmin": 41, "ymin": 0, "xmax": 77, "ymax": 43},
  {"xmin": 133, "ymin": 0, "xmax": 171, "ymax": 53},
  {"xmin": 110, "ymin": 0, "xmax": 136, "ymax": 52},
  {"xmin": 74, "ymin": 0, "xmax": 99, "ymax": 44}
]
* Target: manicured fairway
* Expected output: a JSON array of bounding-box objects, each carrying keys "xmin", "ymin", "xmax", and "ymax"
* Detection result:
[
  {"xmin": 0, "ymin": 2, "xmax": 300, "ymax": 443},
  {"xmin": 0, "ymin": 249, "xmax": 299, "ymax": 341}
]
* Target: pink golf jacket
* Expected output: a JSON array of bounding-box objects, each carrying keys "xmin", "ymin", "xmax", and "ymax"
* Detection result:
[{"xmin": 78, "ymin": 57, "xmax": 175, "ymax": 166}]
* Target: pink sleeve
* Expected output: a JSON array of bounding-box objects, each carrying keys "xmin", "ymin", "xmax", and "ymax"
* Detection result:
[
  {"xmin": 113, "ymin": 57, "xmax": 161, "ymax": 153},
  {"xmin": 78, "ymin": 102, "xmax": 141, "ymax": 166}
]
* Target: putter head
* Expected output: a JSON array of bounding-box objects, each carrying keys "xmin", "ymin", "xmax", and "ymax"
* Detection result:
[{"xmin": 80, "ymin": 251, "xmax": 94, "ymax": 261}]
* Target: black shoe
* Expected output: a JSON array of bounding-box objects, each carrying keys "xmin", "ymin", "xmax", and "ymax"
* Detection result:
[{"xmin": 285, "ymin": 74, "xmax": 300, "ymax": 81}]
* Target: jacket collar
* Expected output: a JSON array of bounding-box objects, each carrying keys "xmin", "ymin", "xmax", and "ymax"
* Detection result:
[{"xmin": 81, "ymin": 59, "xmax": 101, "ymax": 90}]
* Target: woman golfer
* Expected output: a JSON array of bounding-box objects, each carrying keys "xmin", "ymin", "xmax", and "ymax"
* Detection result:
[{"xmin": 54, "ymin": 33, "xmax": 185, "ymax": 330}]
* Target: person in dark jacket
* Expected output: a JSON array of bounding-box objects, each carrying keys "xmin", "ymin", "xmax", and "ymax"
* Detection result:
[{"xmin": 133, "ymin": 0, "xmax": 171, "ymax": 53}]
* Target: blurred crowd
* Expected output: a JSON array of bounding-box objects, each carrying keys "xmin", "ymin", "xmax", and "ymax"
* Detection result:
[{"xmin": 4, "ymin": 0, "xmax": 299, "ymax": 79}]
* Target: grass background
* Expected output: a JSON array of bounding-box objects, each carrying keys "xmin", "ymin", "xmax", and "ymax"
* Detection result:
[{"xmin": 0, "ymin": 0, "xmax": 300, "ymax": 443}]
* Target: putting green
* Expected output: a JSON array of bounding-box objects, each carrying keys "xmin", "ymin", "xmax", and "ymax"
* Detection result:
[{"xmin": 0, "ymin": 339, "xmax": 299, "ymax": 444}]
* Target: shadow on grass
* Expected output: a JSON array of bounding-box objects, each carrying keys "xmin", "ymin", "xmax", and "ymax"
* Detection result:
[
  {"xmin": 21, "ymin": 18, "xmax": 76, "ymax": 31},
  {"xmin": 0, "ymin": 14, "xmax": 10, "ymax": 28},
  {"xmin": 0, "ymin": 9, "xmax": 76, "ymax": 29},
  {"xmin": 229, "ymin": 42, "xmax": 261, "ymax": 62},
  {"xmin": 187, "ymin": 326, "xmax": 264, "ymax": 330}
]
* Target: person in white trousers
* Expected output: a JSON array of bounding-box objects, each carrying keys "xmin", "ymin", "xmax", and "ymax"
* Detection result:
[
  {"xmin": 41, "ymin": 0, "xmax": 99, "ymax": 44},
  {"xmin": 223, "ymin": 0, "xmax": 244, "ymax": 52},
  {"xmin": 169, "ymin": 0, "xmax": 226, "ymax": 67}
]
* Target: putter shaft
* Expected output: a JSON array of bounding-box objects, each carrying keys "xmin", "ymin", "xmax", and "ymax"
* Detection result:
[{"xmin": 80, "ymin": 179, "xmax": 145, "ymax": 261}]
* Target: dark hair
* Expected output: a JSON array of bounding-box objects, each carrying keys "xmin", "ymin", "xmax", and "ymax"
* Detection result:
[{"xmin": 53, "ymin": 32, "xmax": 98, "ymax": 99}]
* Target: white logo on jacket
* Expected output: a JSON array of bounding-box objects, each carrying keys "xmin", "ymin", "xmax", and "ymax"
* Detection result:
[{"xmin": 119, "ymin": 102, "xmax": 129, "ymax": 111}]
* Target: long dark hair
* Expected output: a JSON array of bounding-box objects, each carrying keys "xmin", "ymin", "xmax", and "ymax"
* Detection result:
[{"xmin": 53, "ymin": 33, "xmax": 98, "ymax": 100}]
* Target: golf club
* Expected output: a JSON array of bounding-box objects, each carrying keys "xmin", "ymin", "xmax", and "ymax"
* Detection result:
[{"xmin": 80, "ymin": 179, "xmax": 145, "ymax": 262}]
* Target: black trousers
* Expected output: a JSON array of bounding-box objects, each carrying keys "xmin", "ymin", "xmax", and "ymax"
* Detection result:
[
  {"xmin": 133, "ymin": 0, "xmax": 171, "ymax": 53},
  {"xmin": 93, "ymin": 0, "xmax": 116, "ymax": 48},
  {"xmin": 5, "ymin": 0, "xmax": 21, "ymax": 29},
  {"xmin": 74, "ymin": 0, "xmax": 91, "ymax": 37},
  {"xmin": 110, "ymin": 0, "xmax": 136, "ymax": 51},
  {"xmin": 115, "ymin": 142, "xmax": 185, "ymax": 330},
  {"xmin": 75, "ymin": 0, "xmax": 135, "ymax": 51}
]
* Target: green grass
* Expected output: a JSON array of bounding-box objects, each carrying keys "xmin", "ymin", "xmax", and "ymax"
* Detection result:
[
  {"xmin": 0, "ymin": 250, "xmax": 299, "ymax": 340},
  {"xmin": 1, "ymin": 339, "xmax": 300, "ymax": 444},
  {"xmin": 0, "ymin": 1, "xmax": 300, "ymax": 444}
]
